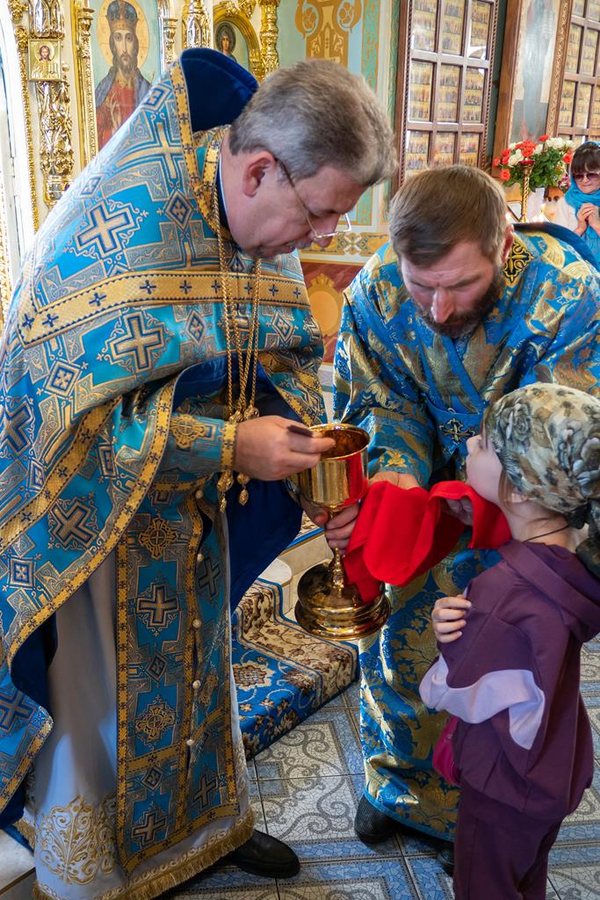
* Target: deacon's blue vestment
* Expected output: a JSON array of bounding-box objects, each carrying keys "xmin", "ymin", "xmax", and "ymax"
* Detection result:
[
  {"xmin": 0, "ymin": 50, "xmax": 324, "ymax": 899},
  {"xmin": 334, "ymin": 227, "xmax": 599, "ymax": 840}
]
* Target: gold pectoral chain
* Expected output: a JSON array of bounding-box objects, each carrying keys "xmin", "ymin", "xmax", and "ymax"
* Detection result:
[{"xmin": 213, "ymin": 185, "xmax": 261, "ymax": 511}]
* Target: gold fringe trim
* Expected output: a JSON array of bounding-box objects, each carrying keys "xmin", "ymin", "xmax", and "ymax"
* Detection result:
[
  {"xmin": 31, "ymin": 809, "xmax": 254, "ymax": 900},
  {"xmin": 13, "ymin": 815, "xmax": 36, "ymax": 848}
]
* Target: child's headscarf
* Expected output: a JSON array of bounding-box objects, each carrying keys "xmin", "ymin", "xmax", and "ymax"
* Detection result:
[{"xmin": 485, "ymin": 383, "xmax": 600, "ymax": 577}]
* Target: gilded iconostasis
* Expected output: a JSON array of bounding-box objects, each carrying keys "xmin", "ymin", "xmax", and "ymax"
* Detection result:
[{"xmin": 1, "ymin": 0, "xmax": 599, "ymax": 358}]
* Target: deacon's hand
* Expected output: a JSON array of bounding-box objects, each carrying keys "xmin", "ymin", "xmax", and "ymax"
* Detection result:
[
  {"xmin": 234, "ymin": 416, "xmax": 335, "ymax": 481},
  {"xmin": 300, "ymin": 499, "xmax": 359, "ymax": 551},
  {"xmin": 370, "ymin": 471, "xmax": 420, "ymax": 490},
  {"xmin": 432, "ymin": 596, "xmax": 471, "ymax": 643}
]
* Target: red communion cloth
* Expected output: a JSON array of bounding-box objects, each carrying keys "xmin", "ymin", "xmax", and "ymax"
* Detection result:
[{"xmin": 343, "ymin": 481, "xmax": 511, "ymax": 601}]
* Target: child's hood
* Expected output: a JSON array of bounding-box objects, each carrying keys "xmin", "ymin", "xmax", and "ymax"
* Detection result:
[{"xmin": 500, "ymin": 540, "xmax": 600, "ymax": 644}]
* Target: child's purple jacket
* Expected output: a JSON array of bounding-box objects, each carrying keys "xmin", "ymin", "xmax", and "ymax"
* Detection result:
[{"xmin": 420, "ymin": 540, "xmax": 600, "ymax": 820}]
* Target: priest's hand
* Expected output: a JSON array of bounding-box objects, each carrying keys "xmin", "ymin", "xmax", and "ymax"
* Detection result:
[
  {"xmin": 370, "ymin": 471, "xmax": 419, "ymax": 490},
  {"xmin": 234, "ymin": 416, "xmax": 335, "ymax": 481},
  {"xmin": 432, "ymin": 596, "xmax": 471, "ymax": 643}
]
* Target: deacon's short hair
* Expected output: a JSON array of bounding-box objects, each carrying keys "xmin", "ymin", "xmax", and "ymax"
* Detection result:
[{"xmin": 390, "ymin": 166, "xmax": 508, "ymax": 266}]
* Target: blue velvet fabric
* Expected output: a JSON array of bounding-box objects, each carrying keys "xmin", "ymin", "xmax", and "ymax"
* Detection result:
[{"xmin": 180, "ymin": 47, "xmax": 258, "ymax": 132}]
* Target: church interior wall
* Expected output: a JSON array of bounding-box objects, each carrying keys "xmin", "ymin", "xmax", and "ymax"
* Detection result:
[{"xmin": 1, "ymin": 0, "xmax": 599, "ymax": 352}]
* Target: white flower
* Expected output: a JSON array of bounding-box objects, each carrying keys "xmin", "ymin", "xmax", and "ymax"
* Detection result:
[
  {"xmin": 508, "ymin": 153, "xmax": 519, "ymax": 166},
  {"xmin": 533, "ymin": 144, "xmax": 543, "ymax": 155},
  {"xmin": 509, "ymin": 143, "xmax": 516, "ymax": 150}
]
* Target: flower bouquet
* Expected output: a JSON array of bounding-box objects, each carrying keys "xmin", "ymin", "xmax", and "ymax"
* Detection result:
[{"xmin": 494, "ymin": 136, "xmax": 575, "ymax": 220}]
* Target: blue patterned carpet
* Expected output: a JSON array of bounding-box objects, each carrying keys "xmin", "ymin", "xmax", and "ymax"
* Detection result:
[
  {"xmin": 169, "ymin": 637, "xmax": 600, "ymax": 900},
  {"xmin": 232, "ymin": 578, "xmax": 358, "ymax": 759}
]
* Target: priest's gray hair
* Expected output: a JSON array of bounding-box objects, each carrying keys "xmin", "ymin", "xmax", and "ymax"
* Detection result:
[{"xmin": 228, "ymin": 59, "xmax": 397, "ymax": 187}]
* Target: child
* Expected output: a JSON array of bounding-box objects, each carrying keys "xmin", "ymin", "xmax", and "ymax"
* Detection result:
[
  {"xmin": 419, "ymin": 382, "xmax": 600, "ymax": 900},
  {"xmin": 554, "ymin": 140, "xmax": 600, "ymax": 264}
]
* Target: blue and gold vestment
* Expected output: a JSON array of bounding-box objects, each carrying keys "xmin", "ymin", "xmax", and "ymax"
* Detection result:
[
  {"xmin": 334, "ymin": 227, "xmax": 599, "ymax": 840},
  {"xmin": 0, "ymin": 49, "xmax": 324, "ymax": 898}
]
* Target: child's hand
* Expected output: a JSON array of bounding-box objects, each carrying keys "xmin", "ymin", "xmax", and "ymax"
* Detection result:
[
  {"xmin": 445, "ymin": 497, "xmax": 473, "ymax": 525},
  {"xmin": 432, "ymin": 596, "xmax": 471, "ymax": 643}
]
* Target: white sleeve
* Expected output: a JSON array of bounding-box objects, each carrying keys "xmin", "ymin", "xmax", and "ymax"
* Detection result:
[
  {"xmin": 548, "ymin": 197, "xmax": 578, "ymax": 230},
  {"xmin": 419, "ymin": 656, "xmax": 545, "ymax": 751}
]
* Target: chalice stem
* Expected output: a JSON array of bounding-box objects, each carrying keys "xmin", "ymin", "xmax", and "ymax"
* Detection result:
[{"xmin": 330, "ymin": 548, "xmax": 345, "ymax": 595}]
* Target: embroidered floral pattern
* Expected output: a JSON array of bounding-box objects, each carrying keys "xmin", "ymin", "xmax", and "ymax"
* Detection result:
[{"xmin": 39, "ymin": 794, "xmax": 117, "ymax": 884}]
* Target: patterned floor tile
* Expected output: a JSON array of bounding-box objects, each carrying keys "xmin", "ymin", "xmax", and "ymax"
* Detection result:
[
  {"xmin": 588, "ymin": 707, "xmax": 600, "ymax": 759},
  {"xmin": 164, "ymin": 658, "xmax": 600, "ymax": 900},
  {"xmin": 168, "ymin": 866, "xmax": 278, "ymax": 898},
  {"xmin": 342, "ymin": 680, "xmax": 360, "ymax": 708},
  {"xmin": 250, "ymin": 787, "xmax": 267, "ymax": 833},
  {"xmin": 404, "ymin": 857, "xmax": 454, "ymax": 899},
  {"xmin": 276, "ymin": 859, "xmax": 419, "ymax": 900},
  {"xmin": 548, "ymin": 863, "xmax": 600, "ymax": 899},
  {"xmin": 554, "ymin": 768, "xmax": 600, "ymax": 846},
  {"xmin": 396, "ymin": 828, "xmax": 444, "ymax": 858},
  {"xmin": 259, "ymin": 774, "xmax": 399, "ymax": 858},
  {"xmin": 255, "ymin": 707, "xmax": 363, "ymax": 780}
]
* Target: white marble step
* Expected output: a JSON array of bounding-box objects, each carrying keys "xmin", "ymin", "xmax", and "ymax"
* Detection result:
[
  {"xmin": 0, "ymin": 832, "xmax": 34, "ymax": 899},
  {"xmin": 281, "ymin": 530, "xmax": 331, "ymax": 579}
]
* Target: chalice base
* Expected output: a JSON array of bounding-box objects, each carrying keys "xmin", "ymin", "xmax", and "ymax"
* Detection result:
[{"xmin": 295, "ymin": 562, "xmax": 390, "ymax": 641}]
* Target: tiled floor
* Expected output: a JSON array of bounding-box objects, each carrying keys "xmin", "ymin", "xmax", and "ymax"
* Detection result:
[
  {"xmin": 3, "ymin": 643, "xmax": 599, "ymax": 899},
  {"xmin": 168, "ymin": 637, "xmax": 600, "ymax": 899}
]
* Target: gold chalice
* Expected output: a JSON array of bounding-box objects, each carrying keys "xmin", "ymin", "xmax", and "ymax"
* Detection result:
[{"xmin": 295, "ymin": 423, "xmax": 390, "ymax": 641}]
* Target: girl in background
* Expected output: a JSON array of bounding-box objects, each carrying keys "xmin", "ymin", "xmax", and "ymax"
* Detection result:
[
  {"xmin": 553, "ymin": 141, "xmax": 600, "ymax": 264},
  {"xmin": 420, "ymin": 382, "xmax": 600, "ymax": 899}
]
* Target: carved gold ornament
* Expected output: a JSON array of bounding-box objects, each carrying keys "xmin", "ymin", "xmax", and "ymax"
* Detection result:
[
  {"xmin": 11, "ymin": 17, "xmax": 39, "ymax": 229},
  {"xmin": 213, "ymin": 0, "xmax": 280, "ymax": 80},
  {"xmin": 295, "ymin": 0, "xmax": 362, "ymax": 66},
  {"xmin": 28, "ymin": 0, "xmax": 74, "ymax": 211},
  {"xmin": 37, "ymin": 71, "xmax": 75, "ymax": 207},
  {"xmin": 72, "ymin": 0, "xmax": 97, "ymax": 167},
  {"xmin": 182, "ymin": 0, "xmax": 212, "ymax": 49}
]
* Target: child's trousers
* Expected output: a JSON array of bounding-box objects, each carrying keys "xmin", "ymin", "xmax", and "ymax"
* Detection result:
[{"xmin": 454, "ymin": 782, "xmax": 563, "ymax": 899}]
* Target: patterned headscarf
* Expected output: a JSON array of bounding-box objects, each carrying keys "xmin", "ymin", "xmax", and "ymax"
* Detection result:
[{"xmin": 486, "ymin": 383, "xmax": 600, "ymax": 577}]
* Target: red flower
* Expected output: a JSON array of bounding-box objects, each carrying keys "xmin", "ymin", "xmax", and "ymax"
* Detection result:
[
  {"xmin": 563, "ymin": 153, "xmax": 573, "ymax": 163},
  {"xmin": 493, "ymin": 157, "xmax": 501, "ymax": 167},
  {"xmin": 500, "ymin": 169, "xmax": 510, "ymax": 181},
  {"xmin": 538, "ymin": 134, "xmax": 549, "ymax": 142}
]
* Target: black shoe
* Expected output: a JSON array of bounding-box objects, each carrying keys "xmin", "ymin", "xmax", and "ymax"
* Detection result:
[
  {"xmin": 224, "ymin": 829, "xmax": 300, "ymax": 879},
  {"xmin": 436, "ymin": 842, "xmax": 455, "ymax": 875},
  {"xmin": 354, "ymin": 794, "xmax": 398, "ymax": 844}
]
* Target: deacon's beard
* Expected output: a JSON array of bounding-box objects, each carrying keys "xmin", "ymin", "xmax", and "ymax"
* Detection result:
[{"xmin": 416, "ymin": 266, "xmax": 505, "ymax": 339}]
